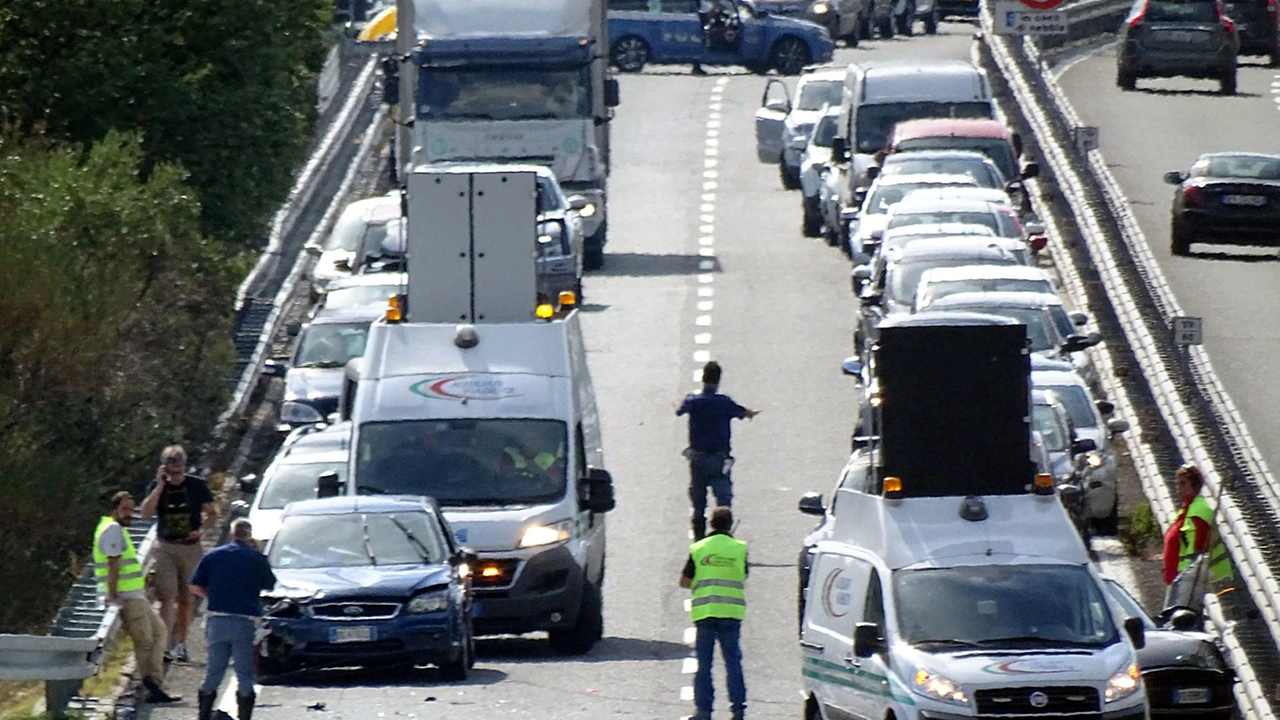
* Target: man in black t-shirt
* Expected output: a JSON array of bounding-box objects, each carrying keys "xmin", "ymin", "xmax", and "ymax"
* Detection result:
[{"xmin": 141, "ymin": 445, "xmax": 216, "ymax": 662}]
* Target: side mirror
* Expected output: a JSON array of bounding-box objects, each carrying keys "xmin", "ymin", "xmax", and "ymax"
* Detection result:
[
  {"xmin": 262, "ymin": 358, "xmax": 288, "ymax": 378},
  {"xmin": 1163, "ymin": 170, "xmax": 1187, "ymax": 185},
  {"xmin": 567, "ymin": 195, "xmax": 590, "ymax": 212},
  {"xmin": 852, "ymin": 622, "xmax": 886, "ymax": 658},
  {"xmin": 851, "ymin": 265, "xmax": 871, "ymax": 294},
  {"xmin": 1061, "ymin": 333, "xmax": 1099, "ymax": 353},
  {"xmin": 1057, "ymin": 483, "xmax": 1083, "ymax": 503},
  {"xmin": 582, "ymin": 467, "xmax": 616, "ymax": 514},
  {"xmin": 1070, "ymin": 311, "xmax": 1089, "ymax": 327},
  {"xmin": 229, "ymin": 499, "xmax": 251, "ymax": 519},
  {"xmin": 865, "ymin": 166, "xmax": 881, "ymax": 181},
  {"xmin": 380, "ymin": 54, "xmax": 400, "ymax": 105},
  {"xmin": 1025, "ymin": 222, "xmax": 1046, "ymax": 236},
  {"xmin": 604, "ymin": 78, "xmax": 621, "ymax": 108},
  {"xmin": 334, "ymin": 257, "xmax": 353, "ymax": 272},
  {"xmin": 841, "ymin": 356, "xmax": 863, "ymax": 377},
  {"xmin": 1167, "ymin": 608, "xmax": 1200, "ymax": 632},
  {"xmin": 831, "ymin": 137, "xmax": 849, "ymax": 161},
  {"xmin": 452, "ymin": 547, "xmax": 479, "ymax": 570},
  {"xmin": 1123, "ymin": 616, "xmax": 1146, "ymax": 650},
  {"xmin": 239, "ymin": 473, "xmax": 261, "ymax": 494},
  {"xmin": 1108, "ymin": 418, "xmax": 1130, "ymax": 434},
  {"xmin": 798, "ymin": 492, "xmax": 826, "ymax": 516},
  {"xmin": 765, "ymin": 99, "xmax": 789, "ymax": 114},
  {"xmin": 304, "ymin": 243, "xmax": 323, "ymax": 258},
  {"xmin": 1072, "ymin": 438, "xmax": 1099, "ymax": 455},
  {"xmin": 286, "ymin": 323, "xmax": 302, "ymax": 338},
  {"xmin": 317, "ymin": 470, "xmax": 342, "ymax": 499},
  {"xmin": 1021, "ymin": 162, "xmax": 1041, "ymax": 180},
  {"xmin": 859, "ymin": 286, "xmax": 883, "ymax": 306},
  {"xmin": 1096, "ymin": 400, "xmax": 1115, "ymax": 416}
]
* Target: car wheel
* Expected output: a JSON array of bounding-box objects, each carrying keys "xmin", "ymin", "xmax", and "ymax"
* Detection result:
[
  {"xmin": 1220, "ymin": 69, "xmax": 1237, "ymax": 95},
  {"xmin": 438, "ymin": 626, "xmax": 471, "ymax": 681},
  {"xmin": 1171, "ymin": 222, "xmax": 1193, "ymax": 256},
  {"xmin": 548, "ymin": 580, "xmax": 603, "ymax": 656},
  {"xmin": 1093, "ymin": 502, "xmax": 1120, "ymax": 537},
  {"xmin": 781, "ymin": 156, "xmax": 802, "ymax": 190},
  {"xmin": 802, "ymin": 196, "xmax": 823, "ymax": 237},
  {"xmin": 924, "ymin": 7, "xmax": 939, "ymax": 33},
  {"xmin": 1116, "ymin": 68, "xmax": 1137, "ymax": 90},
  {"xmin": 878, "ymin": 15, "xmax": 895, "ymax": 38},
  {"xmin": 610, "ymin": 36, "xmax": 650, "ymax": 73},
  {"xmin": 1271, "ymin": 48, "xmax": 1280, "ymax": 67},
  {"xmin": 769, "ymin": 36, "xmax": 812, "ymax": 76}
]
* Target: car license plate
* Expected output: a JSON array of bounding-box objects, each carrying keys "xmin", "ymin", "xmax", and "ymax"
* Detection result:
[
  {"xmin": 330, "ymin": 625, "xmax": 374, "ymax": 644},
  {"xmin": 1174, "ymin": 687, "xmax": 1210, "ymax": 705},
  {"xmin": 1164, "ymin": 30, "xmax": 1204, "ymax": 43},
  {"xmin": 1222, "ymin": 194, "xmax": 1267, "ymax": 206}
]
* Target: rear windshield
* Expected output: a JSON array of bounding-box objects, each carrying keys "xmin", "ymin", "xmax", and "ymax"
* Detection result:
[
  {"xmin": 897, "ymin": 137, "xmax": 1017, "ymax": 180},
  {"xmin": 1146, "ymin": 0, "xmax": 1219, "ymax": 23},
  {"xmin": 798, "ymin": 80, "xmax": 843, "ymax": 111},
  {"xmin": 881, "ymin": 156, "xmax": 1003, "ymax": 187},
  {"xmin": 855, "ymin": 101, "xmax": 994, "ymax": 155},
  {"xmin": 889, "ymin": 211, "xmax": 1000, "ymax": 232},
  {"xmin": 1193, "ymin": 155, "xmax": 1280, "ymax": 180}
]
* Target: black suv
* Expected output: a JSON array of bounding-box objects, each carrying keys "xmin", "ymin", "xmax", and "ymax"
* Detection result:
[
  {"xmin": 1223, "ymin": 0, "xmax": 1280, "ymax": 65},
  {"xmin": 1117, "ymin": 0, "xmax": 1241, "ymax": 93}
]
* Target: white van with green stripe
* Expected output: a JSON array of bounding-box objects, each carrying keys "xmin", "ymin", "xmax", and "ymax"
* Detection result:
[{"xmin": 800, "ymin": 492, "xmax": 1150, "ymax": 720}]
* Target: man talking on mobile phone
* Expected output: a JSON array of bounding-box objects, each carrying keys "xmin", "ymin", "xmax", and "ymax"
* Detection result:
[{"xmin": 140, "ymin": 445, "xmax": 216, "ymax": 662}]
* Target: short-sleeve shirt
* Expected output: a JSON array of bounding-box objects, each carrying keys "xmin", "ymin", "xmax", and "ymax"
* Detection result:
[
  {"xmin": 145, "ymin": 475, "xmax": 215, "ymax": 541},
  {"xmin": 96, "ymin": 523, "xmax": 146, "ymax": 599},
  {"xmin": 190, "ymin": 541, "xmax": 277, "ymax": 617},
  {"xmin": 677, "ymin": 388, "xmax": 748, "ymax": 454}
]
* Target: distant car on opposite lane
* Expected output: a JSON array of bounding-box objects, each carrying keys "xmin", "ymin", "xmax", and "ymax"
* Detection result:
[
  {"xmin": 1117, "ymin": 0, "xmax": 1240, "ymax": 94},
  {"xmin": 1163, "ymin": 152, "xmax": 1280, "ymax": 255}
]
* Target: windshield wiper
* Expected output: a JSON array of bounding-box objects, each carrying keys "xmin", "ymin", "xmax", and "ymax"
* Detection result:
[
  {"xmin": 296, "ymin": 360, "xmax": 345, "ymax": 369},
  {"xmin": 360, "ymin": 514, "xmax": 377, "ymax": 567},
  {"xmin": 975, "ymin": 636, "xmax": 1101, "ymax": 648},
  {"xmin": 387, "ymin": 514, "xmax": 433, "ymax": 564},
  {"xmin": 911, "ymin": 638, "xmax": 986, "ymax": 649}
]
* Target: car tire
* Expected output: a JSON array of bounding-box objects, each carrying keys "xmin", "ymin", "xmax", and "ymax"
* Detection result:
[
  {"xmin": 1170, "ymin": 222, "xmax": 1193, "ymax": 256},
  {"xmin": 1271, "ymin": 48, "xmax": 1280, "ymax": 67},
  {"xmin": 878, "ymin": 15, "xmax": 895, "ymax": 38},
  {"xmin": 548, "ymin": 580, "xmax": 603, "ymax": 656},
  {"xmin": 610, "ymin": 36, "xmax": 650, "ymax": 73},
  {"xmin": 1220, "ymin": 69, "xmax": 1237, "ymax": 95},
  {"xmin": 781, "ymin": 157, "xmax": 802, "ymax": 190},
  {"xmin": 923, "ymin": 7, "xmax": 939, "ymax": 33},
  {"xmin": 1116, "ymin": 68, "xmax": 1137, "ymax": 90},
  {"xmin": 802, "ymin": 196, "xmax": 823, "ymax": 237},
  {"xmin": 769, "ymin": 36, "xmax": 812, "ymax": 76},
  {"xmin": 584, "ymin": 224, "xmax": 606, "ymax": 270},
  {"xmin": 438, "ymin": 626, "xmax": 471, "ymax": 681},
  {"xmin": 1094, "ymin": 502, "xmax": 1120, "ymax": 537}
]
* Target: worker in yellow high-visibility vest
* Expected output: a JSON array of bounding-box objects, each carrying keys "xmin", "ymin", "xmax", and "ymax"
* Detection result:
[
  {"xmin": 679, "ymin": 507, "xmax": 747, "ymax": 720},
  {"xmin": 94, "ymin": 491, "xmax": 180, "ymax": 704},
  {"xmin": 1163, "ymin": 463, "xmax": 1232, "ymax": 589}
]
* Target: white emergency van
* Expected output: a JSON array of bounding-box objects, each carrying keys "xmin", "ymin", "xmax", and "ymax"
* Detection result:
[{"xmin": 333, "ymin": 166, "xmax": 615, "ymax": 656}]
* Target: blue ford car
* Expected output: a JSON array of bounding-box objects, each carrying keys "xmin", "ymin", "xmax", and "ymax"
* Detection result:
[
  {"xmin": 258, "ymin": 496, "xmax": 476, "ymax": 680},
  {"xmin": 608, "ymin": 0, "xmax": 835, "ymax": 75}
]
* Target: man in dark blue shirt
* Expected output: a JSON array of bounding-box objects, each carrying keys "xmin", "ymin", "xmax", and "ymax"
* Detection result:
[
  {"xmin": 676, "ymin": 362, "xmax": 759, "ymax": 540},
  {"xmin": 190, "ymin": 519, "xmax": 276, "ymax": 720}
]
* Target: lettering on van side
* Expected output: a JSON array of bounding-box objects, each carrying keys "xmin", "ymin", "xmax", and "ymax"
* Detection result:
[
  {"xmin": 410, "ymin": 375, "xmax": 522, "ymax": 402},
  {"xmin": 820, "ymin": 568, "xmax": 853, "ymax": 618}
]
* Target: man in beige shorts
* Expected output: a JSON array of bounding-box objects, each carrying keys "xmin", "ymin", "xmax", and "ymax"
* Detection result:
[{"xmin": 141, "ymin": 445, "xmax": 216, "ymax": 662}]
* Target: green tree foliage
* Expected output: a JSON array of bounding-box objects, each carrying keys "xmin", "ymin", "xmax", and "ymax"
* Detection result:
[
  {"xmin": 0, "ymin": 130, "xmax": 238, "ymax": 632},
  {"xmin": 0, "ymin": 0, "xmax": 332, "ymax": 247}
]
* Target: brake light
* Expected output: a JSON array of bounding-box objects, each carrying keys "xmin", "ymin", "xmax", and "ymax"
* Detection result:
[
  {"xmin": 1030, "ymin": 235, "xmax": 1049, "ymax": 252},
  {"xmin": 1218, "ymin": 0, "xmax": 1236, "ymax": 31},
  {"xmin": 1128, "ymin": 0, "xmax": 1147, "ymax": 29},
  {"xmin": 1183, "ymin": 185, "xmax": 1206, "ymax": 208},
  {"xmin": 1268, "ymin": 0, "xmax": 1277, "ymax": 17}
]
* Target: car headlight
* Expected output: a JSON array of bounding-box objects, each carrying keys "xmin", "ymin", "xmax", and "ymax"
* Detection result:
[
  {"xmin": 407, "ymin": 590, "xmax": 450, "ymax": 614},
  {"xmin": 912, "ymin": 667, "xmax": 967, "ymax": 705},
  {"xmin": 519, "ymin": 520, "xmax": 573, "ymax": 548},
  {"xmin": 811, "ymin": 1, "xmax": 831, "ymax": 13},
  {"xmin": 1105, "ymin": 663, "xmax": 1142, "ymax": 703},
  {"xmin": 280, "ymin": 401, "xmax": 324, "ymax": 423},
  {"xmin": 578, "ymin": 202, "xmax": 596, "ymax": 218}
]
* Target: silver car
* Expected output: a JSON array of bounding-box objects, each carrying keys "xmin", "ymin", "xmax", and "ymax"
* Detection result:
[{"xmin": 754, "ymin": 68, "xmax": 845, "ymax": 190}]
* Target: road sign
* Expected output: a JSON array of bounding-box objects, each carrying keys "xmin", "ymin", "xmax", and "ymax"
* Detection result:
[
  {"xmin": 1172, "ymin": 316, "xmax": 1203, "ymax": 346},
  {"xmin": 1072, "ymin": 126, "xmax": 1099, "ymax": 153},
  {"xmin": 994, "ymin": 1, "xmax": 1068, "ymax": 34}
]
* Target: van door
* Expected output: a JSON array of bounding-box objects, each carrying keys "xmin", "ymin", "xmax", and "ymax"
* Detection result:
[
  {"xmin": 802, "ymin": 549, "xmax": 874, "ymax": 720},
  {"xmin": 755, "ymin": 79, "xmax": 791, "ymax": 163},
  {"xmin": 848, "ymin": 568, "xmax": 896, "ymax": 720}
]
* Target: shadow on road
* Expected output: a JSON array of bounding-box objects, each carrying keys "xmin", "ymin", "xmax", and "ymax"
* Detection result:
[
  {"xmin": 260, "ymin": 663, "xmax": 508, "ymax": 689},
  {"xmin": 476, "ymin": 635, "xmax": 690, "ymax": 663},
  {"xmin": 1136, "ymin": 87, "xmax": 1261, "ymax": 99},
  {"xmin": 593, "ymin": 253, "xmax": 722, "ymax": 277},
  {"xmin": 1183, "ymin": 246, "xmax": 1280, "ymax": 262}
]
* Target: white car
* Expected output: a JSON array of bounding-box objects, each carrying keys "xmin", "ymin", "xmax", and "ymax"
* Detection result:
[
  {"xmin": 847, "ymin": 173, "xmax": 980, "ymax": 260},
  {"xmin": 800, "ymin": 107, "xmax": 842, "ymax": 238},
  {"xmin": 305, "ymin": 194, "xmax": 402, "ymax": 299},
  {"xmin": 232, "ymin": 423, "xmax": 352, "ymax": 543},
  {"xmin": 754, "ymin": 68, "xmax": 846, "ymax": 190},
  {"xmin": 310, "ymin": 272, "xmax": 408, "ymax": 319},
  {"xmin": 885, "ymin": 196, "xmax": 1024, "ymax": 241},
  {"xmin": 913, "ymin": 264, "xmax": 1055, "ymax": 310}
]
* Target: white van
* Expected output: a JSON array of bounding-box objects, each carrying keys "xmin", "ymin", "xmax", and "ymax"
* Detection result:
[{"xmin": 800, "ymin": 491, "xmax": 1149, "ymax": 720}]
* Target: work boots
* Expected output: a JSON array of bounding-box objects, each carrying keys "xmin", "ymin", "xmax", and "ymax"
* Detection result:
[
  {"xmin": 197, "ymin": 690, "xmax": 216, "ymax": 720},
  {"xmin": 141, "ymin": 677, "xmax": 180, "ymax": 703},
  {"xmin": 237, "ymin": 691, "xmax": 257, "ymax": 720}
]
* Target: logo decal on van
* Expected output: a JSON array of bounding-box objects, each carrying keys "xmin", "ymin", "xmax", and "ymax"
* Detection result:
[
  {"xmin": 982, "ymin": 658, "xmax": 1080, "ymax": 675},
  {"xmin": 821, "ymin": 568, "xmax": 853, "ymax": 618},
  {"xmin": 411, "ymin": 376, "xmax": 521, "ymax": 402}
]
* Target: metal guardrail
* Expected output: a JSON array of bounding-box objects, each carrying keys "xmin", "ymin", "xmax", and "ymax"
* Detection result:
[{"xmin": 977, "ymin": 10, "xmax": 1280, "ymax": 718}]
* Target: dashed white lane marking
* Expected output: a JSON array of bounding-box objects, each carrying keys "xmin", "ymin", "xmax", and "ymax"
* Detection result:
[
  {"xmin": 700, "ymin": 203, "xmax": 715, "ymax": 211},
  {"xmin": 699, "ymin": 236, "xmax": 715, "ymax": 246},
  {"xmin": 698, "ymin": 273, "xmax": 714, "ymax": 283},
  {"xmin": 696, "ymin": 315, "xmax": 712, "ymax": 326},
  {"xmin": 698, "ymin": 287, "xmax": 714, "ymax": 297},
  {"xmin": 699, "ymin": 224, "xmax": 715, "ymax": 234},
  {"xmin": 682, "ymin": 657, "xmax": 699, "ymax": 674},
  {"xmin": 695, "ymin": 333, "xmax": 712, "ymax": 344},
  {"xmin": 680, "ymin": 686, "xmax": 695, "ymax": 702},
  {"xmin": 698, "ymin": 248, "xmax": 716, "ymax": 258},
  {"xmin": 694, "ymin": 350, "xmax": 711, "ymax": 363},
  {"xmin": 684, "ymin": 627, "xmax": 698, "ymax": 645},
  {"xmin": 703, "ymin": 170, "xmax": 718, "ymax": 179},
  {"xmin": 703, "ymin": 181, "xmax": 717, "ymax": 190}
]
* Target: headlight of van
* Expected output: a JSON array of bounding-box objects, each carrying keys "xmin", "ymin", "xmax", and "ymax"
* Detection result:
[
  {"xmin": 1105, "ymin": 663, "xmax": 1141, "ymax": 702},
  {"xmin": 912, "ymin": 668, "xmax": 967, "ymax": 705},
  {"xmin": 519, "ymin": 520, "xmax": 573, "ymax": 548},
  {"xmin": 280, "ymin": 401, "xmax": 324, "ymax": 423},
  {"xmin": 407, "ymin": 590, "xmax": 450, "ymax": 614}
]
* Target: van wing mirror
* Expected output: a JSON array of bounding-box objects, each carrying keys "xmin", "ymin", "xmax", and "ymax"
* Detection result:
[
  {"xmin": 831, "ymin": 137, "xmax": 849, "ymax": 161},
  {"xmin": 841, "ymin": 356, "xmax": 863, "ymax": 377},
  {"xmin": 798, "ymin": 492, "xmax": 826, "ymax": 516},
  {"xmin": 852, "ymin": 622, "xmax": 886, "ymax": 658},
  {"xmin": 582, "ymin": 467, "xmax": 616, "ymax": 514},
  {"xmin": 1163, "ymin": 170, "xmax": 1187, "ymax": 185},
  {"xmin": 239, "ymin": 473, "xmax": 261, "ymax": 494},
  {"xmin": 1123, "ymin": 616, "xmax": 1146, "ymax": 650},
  {"xmin": 1095, "ymin": 399, "xmax": 1115, "ymax": 416},
  {"xmin": 1021, "ymin": 162, "xmax": 1041, "ymax": 180},
  {"xmin": 1107, "ymin": 418, "xmax": 1130, "ymax": 434},
  {"xmin": 605, "ymin": 78, "xmax": 621, "ymax": 108},
  {"xmin": 1072, "ymin": 438, "xmax": 1098, "ymax": 455},
  {"xmin": 316, "ymin": 470, "xmax": 342, "ymax": 499}
]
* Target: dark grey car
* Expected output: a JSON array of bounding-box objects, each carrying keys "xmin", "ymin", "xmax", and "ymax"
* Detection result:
[{"xmin": 1117, "ymin": 0, "xmax": 1240, "ymax": 93}]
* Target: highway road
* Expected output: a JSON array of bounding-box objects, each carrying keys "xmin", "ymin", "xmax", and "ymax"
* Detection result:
[{"xmin": 1056, "ymin": 48, "xmax": 1280, "ymax": 478}]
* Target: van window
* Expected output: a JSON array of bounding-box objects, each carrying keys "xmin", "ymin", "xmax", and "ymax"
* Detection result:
[
  {"xmin": 575, "ymin": 423, "xmax": 587, "ymax": 477},
  {"xmin": 864, "ymin": 570, "xmax": 886, "ymax": 634},
  {"xmin": 894, "ymin": 564, "xmax": 1119, "ymax": 649},
  {"xmin": 855, "ymin": 101, "xmax": 994, "ymax": 154}
]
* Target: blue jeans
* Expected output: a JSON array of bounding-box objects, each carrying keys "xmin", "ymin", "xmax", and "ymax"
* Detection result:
[
  {"xmin": 201, "ymin": 615, "xmax": 257, "ymax": 695},
  {"xmin": 694, "ymin": 617, "xmax": 745, "ymax": 717},
  {"xmin": 690, "ymin": 454, "xmax": 733, "ymax": 536}
]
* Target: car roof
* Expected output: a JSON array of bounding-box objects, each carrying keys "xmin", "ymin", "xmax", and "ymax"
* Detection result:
[
  {"xmin": 1198, "ymin": 151, "xmax": 1280, "ymax": 163},
  {"xmin": 925, "ymin": 291, "xmax": 1060, "ymax": 310},
  {"xmin": 341, "ymin": 195, "xmax": 400, "ymax": 223},
  {"xmin": 892, "ymin": 118, "xmax": 1010, "ymax": 141},
  {"xmin": 282, "ymin": 495, "xmax": 437, "ymax": 517},
  {"xmin": 1032, "ymin": 389, "xmax": 1066, "ymax": 408},
  {"xmin": 879, "ymin": 310, "xmax": 1021, "ymax": 329},
  {"xmin": 891, "ymin": 197, "xmax": 1004, "ymax": 212},
  {"xmin": 324, "ymin": 272, "xmax": 409, "ymax": 291},
  {"xmin": 307, "ymin": 306, "xmax": 389, "ymax": 325},
  {"xmin": 882, "ymin": 222, "xmax": 996, "ymax": 238},
  {"xmin": 282, "ymin": 422, "xmax": 353, "ymax": 452},
  {"xmin": 883, "ymin": 149, "xmax": 999, "ymax": 163},
  {"xmin": 800, "ymin": 68, "xmax": 845, "ymax": 83},
  {"xmin": 890, "ymin": 239, "xmax": 1015, "ymax": 261},
  {"xmin": 903, "ymin": 187, "xmax": 1013, "ymax": 204},
  {"xmin": 871, "ymin": 172, "xmax": 978, "ymax": 187},
  {"xmin": 919, "ymin": 264, "xmax": 1051, "ymax": 282},
  {"xmin": 859, "ymin": 59, "xmax": 982, "ymax": 77}
]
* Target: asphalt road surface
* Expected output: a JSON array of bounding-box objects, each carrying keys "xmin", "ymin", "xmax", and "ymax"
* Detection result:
[{"xmin": 1057, "ymin": 45, "xmax": 1280, "ymax": 471}]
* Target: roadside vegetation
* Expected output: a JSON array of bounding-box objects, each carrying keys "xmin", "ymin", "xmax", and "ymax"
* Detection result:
[{"xmin": 0, "ymin": 0, "xmax": 330, "ymax": 634}]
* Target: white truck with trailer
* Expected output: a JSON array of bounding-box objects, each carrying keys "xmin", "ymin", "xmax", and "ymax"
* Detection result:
[{"xmin": 330, "ymin": 167, "xmax": 615, "ymax": 655}]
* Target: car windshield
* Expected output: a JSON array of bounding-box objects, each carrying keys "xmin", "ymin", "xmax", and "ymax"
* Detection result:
[
  {"xmin": 888, "ymin": 257, "xmax": 1006, "ymax": 305},
  {"xmin": 1102, "ymin": 579, "xmax": 1156, "ymax": 629},
  {"xmin": 1048, "ymin": 306, "xmax": 1075, "ymax": 339},
  {"xmin": 258, "ymin": 462, "xmax": 347, "ymax": 510},
  {"xmin": 323, "ymin": 284, "xmax": 404, "ymax": 313},
  {"xmin": 269, "ymin": 511, "xmax": 446, "ymax": 569},
  {"xmin": 1197, "ymin": 154, "xmax": 1280, "ymax": 180},
  {"xmin": 896, "ymin": 565, "xmax": 1118, "ymax": 648},
  {"xmin": 1032, "ymin": 404, "xmax": 1069, "ymax": 451},
  {"xmin": 813, "ymin": 116, "xmax": 839, "ymax": 148},
  {"xmin": 418, "ymin": 67, "xmax": 591, "ymax": 121},
  {"xmin": 896, "ymin": 137, "xmax": 1017, "ymax": 180},
  {"xmin": 355, "ymin": 218, "xmax": 407, "ymax": 264},
  {"xmin": 295, "ymin": 322, "xmax": 371, "ymax": 368},
  {"xmin": 881, "ymin": 157, "xmax": 1004, "ymax": 187},
  {"xmin": 1147, "ymin": 0, "xmax": 1219, "ymax": 22},
  {"xmin": 797, "ymin": 79, "xmax": 843, "ymax": 111},
  {"xmin": 355, "ymin": 418, "xmax": 568, "ymax": 506},
  {"xmin": 854, "ymin": 102, "xmax": 994, "ymax": 154},
  {"xmin": 1046, "ymin": 384, "xmax": 1099, "ymax": 429},
  {"xmin": 324, "ymin": 209, "xmax": 384, "ymax": 252},
  {"xmin": 866, "ymin": 182, "xmax": 973, "ymax": 214},
  {"xmin": 889, "ymin": 211, "xmax": 1001, "ymax": 232}
]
